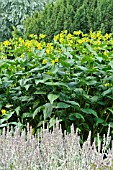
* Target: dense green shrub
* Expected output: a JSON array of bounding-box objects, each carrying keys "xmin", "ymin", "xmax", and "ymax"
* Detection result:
[
  {"xmin": 23, "ymin": 0, "xmax": 113, "ymax": 42},
  {"xmin": 0, "ymin": 0, "xmax": 56, "ymax": 41}
]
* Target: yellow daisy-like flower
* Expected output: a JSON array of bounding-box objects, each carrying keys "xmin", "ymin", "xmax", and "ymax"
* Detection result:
[
  {"xmin": 39, "ymin": 34, "xmax": 46, "ymax": 39},
  {"xmin": 105, "ymin": 33, "xmax": 110, "ymax": 40},
  {"xmin": 73, "ymin": 30, "xmax": 81, "ymax": 35},
  {"xmin": 103, "ymin": 51, "xmax": 108, "ymax": 56},
  {"xmin": 20, "ymin": 54, "xmax": 24, "ymax": 58},
  {"xmin": 55, "ymin": 58, "xmax": 58, "ymax": 62},
  {"xmin": 37, "ymin": 43, "xmax": 42, "ymax": 50},
  {"xmin": 3, "ymin": 40, "xmax": 10, "ymax": 46},
  {"xmin": 1, "ymin": 55, "xmax": 5, "ymax": 59},
  {"xmin": 42, "ymin": 59, "xmax": 47, "ymax": 64},
  {"xmin": 104, "ymin": 83, "xmax": 109, "ymax": 87},
  {"xmin": 59, "ymin": 37, "xmax": 63, "ymax": 43},
  {"xmin": 46, "ymin": 49, "xmax": 50, "ymax": 54},
  {"xmin": 77, "ymin": 39, "xmax": 83, "ymax": 44},
  {"xmin": 67, "ymin": 33, "xmax": 73, "ymax": 39},
  {"xmin": 54, "ymin": 34, "xmax": 59, "ymax": 41},
  {"xmin": 1, "ymin": 109, "xmax": 6, "ymax": 115},
  {"xmin": 29, "ymin": 34, "xmax": 34, "ymax": 38},
  {"xmin": 52, "ymin": 60, "xmax": 55, "ymax": 65}
]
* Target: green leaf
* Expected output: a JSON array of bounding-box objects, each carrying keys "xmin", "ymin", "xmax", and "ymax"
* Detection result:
[
  {"xmin": 35, "ymin": 79, "xmax": 45, "ymax": 85},
  {"xmin": 0, "ymin": 104, "xmax": 2, "ymax": 110},
  {"xmin": 49, "ymin": 117, "xmax": 62, "ymax": 128},
  {"xmin": 55, "ymin": 102, "xmax": 70, "ymax": 108},
  {"xmin": 48, "ymin": 66, "xmax": 59, "ymax": 74},
  {"xmin": 22, "ymin": 112, "xmax": 33, "ymax": 118},
  {"xmin": 94, "ymin": 118, "xmax": 104, "ymax": 125},
  {"xmin": 109, "ymin": 61, "xmax": 113, "ymax": 69},
  {"xmin": 0, "ymin": 118, "xmax": 6, "ymax": 125},
  {"xmin": 24, "ymin": 84, "xmax": 31, "ymax": 90},
  {"xmin": 43, "ymin": 103, "xmax": 53, "ymax": 120},
  {"xmin": 15, "ymin": 106, "xmax": 20, "ymax": 116},
  {"xmin": 109, "ymin": 122, "xmax": 113, "ymax": 128},
  {"xmin": 47, "ymin": 93, "xmax": 59, "ymax": 104},
  {"xmin": 84, "ymin": 42, "xmax": 97, "ymax": 56},
  {"xmin": 69, "ymin": 113, "xmax": 84, "ymax": 121},
  {"xmin": 33, "ymin": 106, "xmax": 44, "ymax": 119},
  {"xmin": 3, "ymin": 111, "xmax": 15, "ymax": 121},
  {"xmin": 34, "ymin": 91, "xmax": 46, "ymax": 95},
  {"xmin": 102, "ymin": 87, "xmax": 113, "ymax": 96},
  {"xmin": 65, "ymin": 100, "xmax": 80, "ymax": 107},
  {"xmin": 107, "ymin": 108, "xmax": 113, "ymax": 114},
  {"xmin": 81, "ymin": 108, "xmax": 98, "ymax": 117},
  {"xmin": 49, "ymin": 117, "xmax": 56, "ymax": 128},
  {"xmin": 45, "ymin": 82, "xmax": 69, "ymax": 88}
]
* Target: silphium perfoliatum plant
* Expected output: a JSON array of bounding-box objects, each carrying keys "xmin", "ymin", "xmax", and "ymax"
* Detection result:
[{"xmin": 0, "ymin": 30, "xmax": 113, "ymax": 143}]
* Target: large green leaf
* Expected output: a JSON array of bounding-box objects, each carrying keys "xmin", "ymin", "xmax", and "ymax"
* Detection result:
[
  {"xmin": 102, "ymin": 87, "xmax": 113, "ymax": 96},
  {"xmin": 69, "ymin": 113, "xmax": 85, "ymax": 121},
  {"xmin": 15, "ymin": 106, "xmax": 20, "ymax": 116},
  {"xmin": 81, "ymin": 108, "xmax": 98, "ymax": 118},
  {"xmin": 65, "ymin": 100, "xmax": 80, "ymax": 107},
  {"xmin": 47, "ymin": 93, "xmax": 59, "ymax": 104},
  {"xmin": 43, "ymin": 103, "xmax": 53, "ymax": 120},
  {"xmin": 22, "ymin": 112, "xmax": 33, "ymax": 118},
  {"xmin": 94, "ymin": 118, "xmax": 104, "ymax": 125},
  {"xmin": 33, "ymin": 106, "xmax": 44, "ymax": 119},
  {"xmin": 55, "ymin": 102, "xmax": 70, "ymax": 108}
]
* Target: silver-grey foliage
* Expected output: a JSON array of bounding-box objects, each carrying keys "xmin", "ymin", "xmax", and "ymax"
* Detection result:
[
  {"xmin": 0, "ymin": 120, "xmax": 113, "ymax": 170},
  {"xmin": 0, "ymin": 0, "xmax": 56, "ymax": 41}
]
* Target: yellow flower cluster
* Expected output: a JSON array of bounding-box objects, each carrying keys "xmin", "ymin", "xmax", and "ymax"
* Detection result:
[
  {"xmin": 1, "ymin": 109, "xmax": 6, "ymax": 115},
  {"xmin": 51, "ymin": 58, "xmax": 59, "ymax": 65},
  {"xmin": 0, "ymin": 30, "xmax": 112, "ymax": 61}
]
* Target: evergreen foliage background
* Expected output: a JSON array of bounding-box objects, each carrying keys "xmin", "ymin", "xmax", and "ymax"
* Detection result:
[
  {"xmin": 23, "ymin": 0, "xmax": 113, "ymax": 41},
  {"xmin": 0, "ymin": 0, "xmax": 56, "ymax": 41}
]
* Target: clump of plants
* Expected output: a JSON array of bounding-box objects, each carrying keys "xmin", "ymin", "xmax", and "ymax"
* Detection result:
[
  {"xmin": 0, "ymin": 120, "xmax": 113, "ymax": 169},
  {"xmin": 0, "ymin": 30, "xmax": 113, "ymax": 143}
]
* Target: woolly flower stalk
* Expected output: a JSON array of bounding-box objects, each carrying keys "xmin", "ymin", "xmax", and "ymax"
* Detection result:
[{"xmin": 0, "ymin": 121, "xmax": 112, "ymax": 170}]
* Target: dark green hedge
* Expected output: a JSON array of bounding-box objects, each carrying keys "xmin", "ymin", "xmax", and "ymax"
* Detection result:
[{"xmin": 23, "ymin": 0, "xmax": 113, "ymax": 41}]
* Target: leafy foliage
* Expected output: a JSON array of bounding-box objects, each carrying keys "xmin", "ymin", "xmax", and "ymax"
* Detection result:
[
  {"xmin": 0, "ymin": 0, "xmax": 56, "ymax": 41},
  {"xmin": 23, "ymin": 0, "xmax": 113, "ymax": 42},
  {"xmin": 0, "ymin": 30, "xmax": 113, "ymax": 143}
]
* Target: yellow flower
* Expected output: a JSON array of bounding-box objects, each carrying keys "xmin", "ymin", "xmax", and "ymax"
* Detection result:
[
  {"xmin": 67, "ymin": 33, "xmax": 73, "ymax": 39},
  {"xmin": 1, "ymin": 109, "xmax": 6, "ymax": 115},
  {"xmin": 77, "ymin": 39, "xmax": 83, "ymax": 44},
  {"xmin": 37, "ymin": 43, "xmax": 42, "ymax": 50},
  {"xmin": 24, "ymin": 40, "xmax": 32, "ymax": 48},
  {"xmin": 46, "ymin": 49, "xmax": 50, "ymax": 54},
  {"xmin": 18, "ymin": 37, "xmax": 23, "ymax": 42},
  {"xmin": 104, "ymin": 83, "xmax": 109, "ymax": 87},
  {"xmin": 82, "ymin": 37, "xmax": 89, "ymax": 43},
  {"xmin": 105, "ymin": 33, "xmax": 110, "ymax": 40},
  {"xmin": 43, "ymin": 42, "xmax": 46, "ymax": 47},
  {"xmin": 52, "ymin": 60, "xmax": 55, "ymax": 65},
  {"xmin": 39, "ymin": 34, "xmax": 46, "ymax": 39},
  {"xmin": 42, "ymin": 59, "xmax": 47, "ymax": 64},
  {"xmin": 20, "ymin": 54, "xmax": 24, "ymax": 58},
  {"xmin": 29, "ymin": 34, "xmax": 34, "ymax": 38},
  {"xmin": 3, "ymin": 40, "xmax": 10, "ymax": 46},
  {"xmin": 103, "ymin": 51, "xmax": 108, "ymax": 56},
  {"xmin": 59, "ymin": 37, "xmax": 63, "ymax": 43},
  {"xmin": 73, "ymin": 30, "xmax": 81, "ymax": 35},
  {"xmin": 55, "ymin": 58, "xmax": 58, "ymax": 62},
  {"xmin": 1, "ymin": 55, "xmax": 5, "ymax": 59},
  {"xmin": 54, "ymin": 34, "xmax": 59, "ymax": 41}
]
